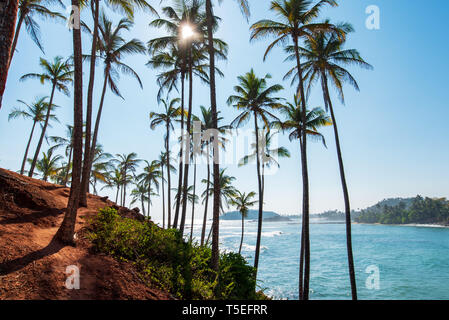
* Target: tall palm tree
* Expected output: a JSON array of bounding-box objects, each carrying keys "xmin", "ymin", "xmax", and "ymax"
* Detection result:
[
  {"xmin": 172, "ymin": 185, "xmax": 198, "ymax": 212},
  {"xmin": 56, "ymin": 0, "xmax": 84, "ymax": 245},
  {"xmin": 137, "ymin": 160, "xmax": 162, "ymax": 217},
  {"xmin": 30, "ymin": 148, "xmax": 63, "ymax": 181},
  {"xmin": 229, "ymin": 191, "xmax": 257, "ymax": 255},
  {"xmin": 227, "ymin": 69, "xmax": 283, "ymax": 279},
  {"xmin": 8, "ymin": 96, "xmax": 58, "ymax": 174},
  {"xmin": 114, "ymin": 152, "xmax": 141, "ymax": 207},
  {"xmin": 79, "ymin": 13, "xmax": 145, "ymax": 207},
  {"xmin": 273, "ymin": 93, "xmax": 331, "ymax": 299},
  {"xmin": 203, "ymin": 0, "xmax": 249, "ymax": 273},
  {"xmin": 150, "ymin": 97, "xmax": 182, "ymax": 227},
  {"xmin": 80, "ymin": 0, "xmax": 157, "ymax": 210},
  {"xmin": 0, "ymin": 0, "xmax": 19, "ymax": 109},
  {"xmin": 291, "ymin": 25, "xmax": 372, "ymax": 299},
  {"xmin": 9, "ymin": 0, "xmax": 65, "ymax": 67},
  {"xmin": 20, "ymin": 56, "xmax": 73, "ymax": 177},
  {"xmin": 250, "ymin": 0, "xmax": 339, "ymax": 300}
]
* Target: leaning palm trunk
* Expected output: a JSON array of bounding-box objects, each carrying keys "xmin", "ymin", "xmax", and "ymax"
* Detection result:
[
  {"xmin": 239, "ymin": 212, "xmax": 245, "ymax": 255},
  {"xmin": 56, "ymin": 0, "xmax": 83, "ymax": 244},
  {"xmin": 294, "ymin": 35, "xmax": 311, "ymax": 300},
  {"xmin": 62, "ymin": 146, "xmax": 73, "ymax": 186},
  {"xmin": 180, "ymin": 53, "xmax": 194, "ymax": 236},
  {"xmin": 141, "ymin": 196, "xmax": 146, "ymax": 216},
  {"xmin": 201, "ymin": 145, "xmax": 210, "ymax": 246},
  {"xmin": 28, "ymin": 82, "xmax": 57, "ymax": 177},
  {"xmin": 0, "ymin": 0, "xmax": 19, "ymax": 109},
  {"xmin": 173, "ymin": 73, "xmax": 186, "ymax": 229},
  {"xmin": 253, "ymin": 113, "xmax": 264, "ymax": 279},
  {"xmin": 322, "ymin": 73, "xmax": 357, "ymax": 299},
  {"xmin": 190, "ymin": 158, "xmax": 197, "ymax": 242},
  {"xmin": 205, "ymin": 0, "xmax": 220, "ymax": 274},
  {"xmin": 20, "ymin": 119, "xmax": 37, "ymax": 174},
  {"xmin": 89, "ymin": 63, "xmax": 110, "ymax": 196},
  {"xmin": 8, "ymin": 11, "xmax": 24, "ymax": 68},
  {"xmin": 79, "ymin": 0, "xmax": 100, "ymax": 207}
]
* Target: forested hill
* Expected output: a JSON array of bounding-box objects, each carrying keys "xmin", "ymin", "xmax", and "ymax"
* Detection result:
[{"xmin": 354, "ymin": 196, "xmax": 449, "ymax": 225}]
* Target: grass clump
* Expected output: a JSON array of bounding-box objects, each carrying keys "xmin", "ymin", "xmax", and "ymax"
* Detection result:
[{"xmin": 88, "ymin": 207, "xmax": 260, "ymax": 300}]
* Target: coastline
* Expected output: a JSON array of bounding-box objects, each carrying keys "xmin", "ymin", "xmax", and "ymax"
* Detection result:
[{"xmin": 353, "ymin": 222, "xmax": 449, "ymax": 228}]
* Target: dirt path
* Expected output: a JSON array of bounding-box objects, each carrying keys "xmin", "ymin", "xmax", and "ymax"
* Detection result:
[{"xmin": 0, "ymin": 168, "xmax": 172, "ymax": 300}]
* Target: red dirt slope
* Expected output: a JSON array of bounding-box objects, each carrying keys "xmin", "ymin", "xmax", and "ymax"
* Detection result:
[{"xmin": 0, "ymin": 168, "xmax": 173, "ymax": 300}]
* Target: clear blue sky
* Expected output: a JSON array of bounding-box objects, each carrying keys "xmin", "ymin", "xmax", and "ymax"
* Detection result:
[{"xmin": 1, "ymin": 0, "xmax": 449, "ymax": 221}]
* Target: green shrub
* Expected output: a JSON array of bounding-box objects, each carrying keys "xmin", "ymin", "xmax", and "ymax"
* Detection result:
[{"xmin": 88, "ymin": 207, "xmax": 259, "ymax": 300}]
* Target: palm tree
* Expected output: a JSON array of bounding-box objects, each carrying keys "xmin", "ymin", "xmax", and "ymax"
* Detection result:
[
  {"xmin": 196, "ymin": 106, "xmax": 230, "ymax": 246},
  {"xmin": 80, "ymin": 0, "xmax": 157, "ymax": 210},
  {"xmin": 114, "ymin": 153, "xmax": 141, "ymax": 207},
  {"xmin": 291, "ymin": 24, "xmax": 372, "ymax": 299},
  {"xmin": 227, "ymin": 69, "xmax": 283, "ymax": 278},
  {"xmin": 149, "ymin": 97, "xmax": 182, "ymax": 227},
  {"xmin": 8, "ymin": 96, "xmax": 58, "ymax": 174},
  {"xmin": 155, "ymin": 151, "xmax": 176, "ymax": 228},
  {"xmin": 79, "ymin": 13, "xmax": 145, "ymax": 207},
  {"xmin": 229, "ymin": 191, "xmax": 257, "ymax": 255},
  {"xmin": 56, "ymin": 0, "xmax": 84, "ymax": 245},
  {"xmin": 130, "ymin": 182, "xmax": 150, "ymax": 217},
  {"xmin": 203, "ymin": 168, "xmax": 237, "ymax": 245},
  {"xmin": 273, "ymin": 93, "xmax": 331, "ymax": 300},
  {"xmin": 30, "ymin": 148, "xmax": 63, "ymax": 181},
  {"xmin": 172, "ymin": 185, "xmax": 198, "ymax": 213},
  {"xmin": 239, "ymin": 130, "xmax": 290, "ymax": 200},
  {"xmin": 48, "ymin": 124, "xmax": 74, "ymax": 186},
  {"xmin": 0, "ymin": 0, "xmax": 19, "ymax": 109},
  {"xmin": 20, "ymin": 56, "xmax": 73, "ymax": 178},
  {"xmin": 250, "ymin": 0, "xmax": 339, "ymax": 300},
  {"xmin": 9, "ymin": 0, "xmax": 65, "ymax": 67},
  {"xmin": 137, "ymin": 160, "xmax": 162, "ymax": 217},
  {"xmin": 102, "ymin": 168, "xmax": 124, "ymax": 204},
  {"xmin": 89, "ymin": 144, "xmax": 113, "ymax": 195},
  {"xmin": 202, "ymin": 0, "xmax": 248, "ymax": 273}
]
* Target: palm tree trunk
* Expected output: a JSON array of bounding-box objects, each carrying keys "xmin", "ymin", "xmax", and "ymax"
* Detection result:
[
  {"xmin": 89, "ymin": 63, "xmax": 109, "ymax": 192},
  {"xmin": 173, "ymin": 73, "xmax": 185, "ymax": 229},
  {"xmin": 205, "ymin": 0, "xmax": 220, "ymax": 274},
  {"xmin": 253, "ymin": 112, "xmax": 264, "ymax": 279},
  {"xmin": 28, "ymin": 82, "xmax": 57, "ymax": 177},
  {"xmin": 0, "ymin": 0, "xmax": 19, "ymax": 110},
  {"xmin": 147, "ymin": 188, "xmax": 151, "ymax": 217},
  {"xmin": 8, "ymin": 12, "xmax": 24, "ymax": 68},
  {"xmin": 63, "ymin": 146, "xmax": 73, "ymax": 186},
  {"xmin": 56, "ymin": 0, "xmax": 83, "ymax": 244},
  {"xmin": 298, "ymin": 138, "xmax": 305, "ymax": 300},
  {"xmin": 190, "ymin": 158, "xmax": 197, "ymax": 242},
  {"xmin": 201, "ymin": 144, "xmax": 210, "ymax": 246},
  {"xmin": 115, "ymin": 185, "xmax": 120, "ymax": 204},
  {"xmin": 162, "ymin": 164, "xmax": 166, "ymax": 228},
  {"xmin": 180, "ymin": 50, "xmax": 194, "ymax": 236},
  {"xmin": 79, "ymin": 0, "xmax": 100, "ymax": 207},
  {"xmin": 141, "ymin": 196, "xmax": 146, "ymax": 216},
  {"xmin": 20, "ymin": 120, "xmax": 36, "ymax": 175},
  {"xmin": 322, "ymin": 74, "xmax": 357, "ymax": 300},
  {"xmin": 239, "ymin": 213, "xmax": 245, "ymax": 255},
  {"xmin": 166, "ymin": 127, "xmax": 172, "ymax": 228},
  {"xmin": 122, "ymin": 168, "xmax": 127, "ymax": 207},
  {"xmin": 294, "ymin": 33, "xmax": 311, "ymax": 300}
]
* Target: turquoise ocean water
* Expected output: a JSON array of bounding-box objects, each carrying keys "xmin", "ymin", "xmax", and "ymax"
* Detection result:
[{"xmin": 183, "ymin": 218, "xmax": 449, "ymax": 300}]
